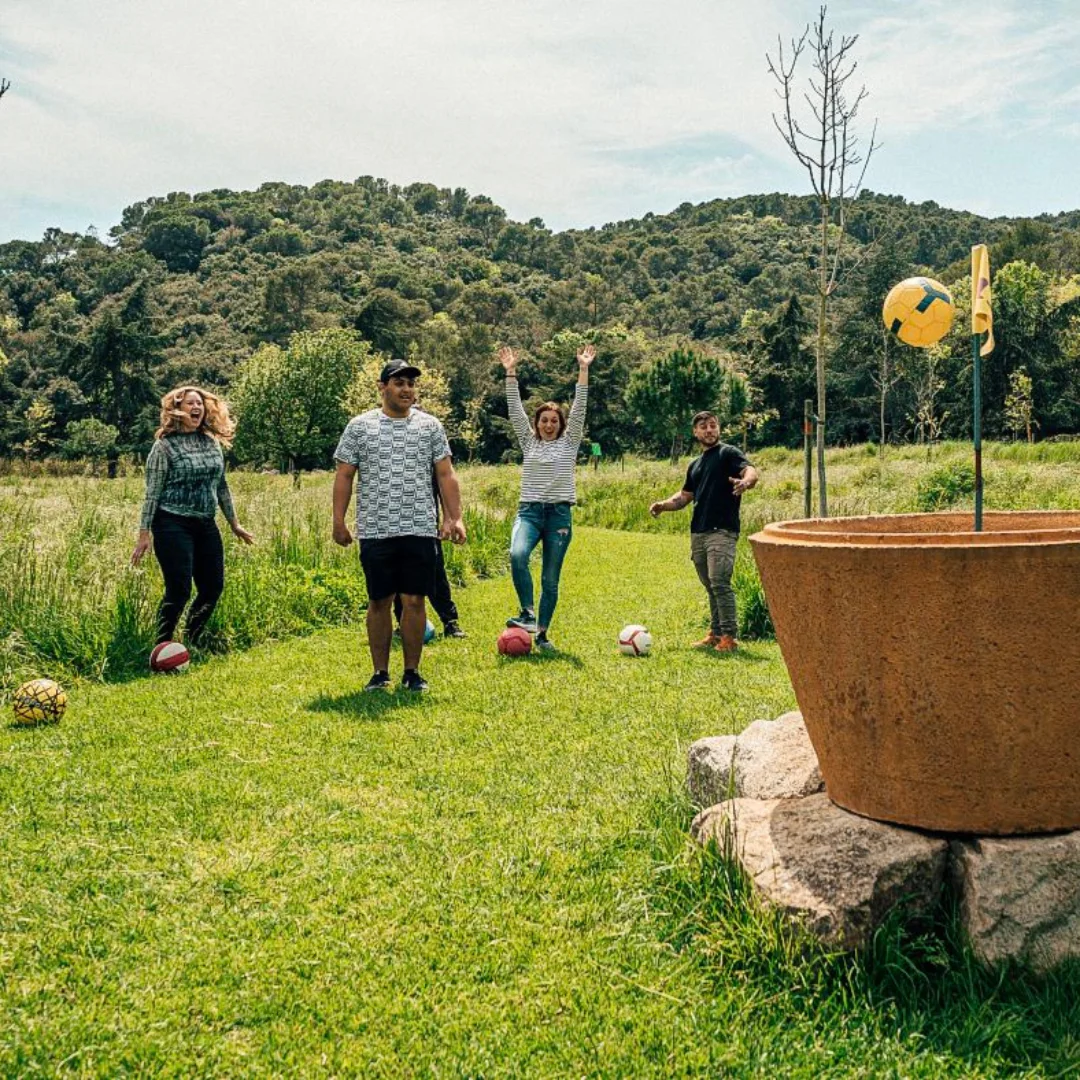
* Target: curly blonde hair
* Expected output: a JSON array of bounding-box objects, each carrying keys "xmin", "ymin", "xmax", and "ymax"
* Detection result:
[{"xmin": 156, "ymin": 386, "xmax": 235, "ymax": 448}]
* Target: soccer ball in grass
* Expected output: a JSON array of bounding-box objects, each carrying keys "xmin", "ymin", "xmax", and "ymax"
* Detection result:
[
  {"xmin": 424, "ymin": 619, "xmax": 436, "ymax": 644},
  {"xmin": 149, "ymin": 641, "xmax": 190, "ymax": 673},
  {"xmin": 882, "ymin": 277, "xmax": 955, "ymax": 348},
  {"xmin": 497, "ymin": 627, "xmax": 532, "ymax": 657},
  {"xmin": 618, "ymin": 624, "xmax": 652, "ymax": 657},
  {"xmin": 12, "ymin": 678, "xmax": 67, "ymax": 726}
]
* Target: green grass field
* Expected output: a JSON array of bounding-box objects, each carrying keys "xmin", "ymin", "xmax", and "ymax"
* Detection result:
[{"xmin": 3, "ymin": 445, "xmax": 1080, "ymax": 1075}]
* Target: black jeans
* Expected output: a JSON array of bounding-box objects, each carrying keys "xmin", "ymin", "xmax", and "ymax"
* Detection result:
[
  {"xmin": 392, "ymin": 540, "xmax": 459, "ymax": 627},
  {"xmin": 151, "ymin": 510, "xmax": 225, "ymax": 646}
]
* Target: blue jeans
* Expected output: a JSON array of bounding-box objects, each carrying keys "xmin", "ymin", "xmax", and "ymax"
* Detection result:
[{"xmin": 510, "ymin": 502, "xmax": 573, "ymax": 630}]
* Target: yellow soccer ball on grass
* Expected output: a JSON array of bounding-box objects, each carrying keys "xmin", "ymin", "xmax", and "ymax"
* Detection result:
[
  {"xmin": 12, "ymin": 678, "xmax": 67, "ymax": 726},
  {"xmin": 883, "ymin": 277, "xmax": 955, "ymax": 348}
]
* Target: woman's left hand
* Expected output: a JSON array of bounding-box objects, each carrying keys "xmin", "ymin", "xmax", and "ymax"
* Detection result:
[
  {"xmin": 231, "ymin": 523, "xmax": 255, "ymax": 545},
  {"xmin": 577, "ymin": 344, "xmax": 596, "ymax": 367}
]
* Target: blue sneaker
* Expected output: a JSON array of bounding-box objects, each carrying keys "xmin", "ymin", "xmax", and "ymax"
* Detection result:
[{"xmin": 506, "ymin": 610, "xmax": 537, "ymax": 633}]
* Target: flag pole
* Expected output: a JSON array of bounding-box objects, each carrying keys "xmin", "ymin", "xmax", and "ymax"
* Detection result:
[
  {"xmin": 971, "ymin": 244, "xmax": 992, "ymax": 533},
  {"xmin": 973, "ymin": 329, "xmax": 982, "ymax": 532}
]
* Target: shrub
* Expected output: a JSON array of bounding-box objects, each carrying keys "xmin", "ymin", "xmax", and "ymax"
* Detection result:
[
  {"xmin": 734, "ymin": 543, "xmax": 773, "ymax": 639},
  {"xmin": 915, "ymin": 463, "xmax": 976, "ymax": 511}
]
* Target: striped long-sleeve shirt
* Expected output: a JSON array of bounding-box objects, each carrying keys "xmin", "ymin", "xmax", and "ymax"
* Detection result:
[
  {"xmin": 506, "ymin": 377, "xmax": 588, "ymax": 504},
  {"xmin": 138, "ymin": 432, "xmax": 237, "ymax": 530}
]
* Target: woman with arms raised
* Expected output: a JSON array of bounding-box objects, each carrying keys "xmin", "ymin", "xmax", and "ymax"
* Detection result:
[
  {"xmin": 499, "ymin": 343, "xmax": 594, "ymax": 650},
  {"xmin": 131, "ymin": 386, "xmax": 254, "ymax": 651}
]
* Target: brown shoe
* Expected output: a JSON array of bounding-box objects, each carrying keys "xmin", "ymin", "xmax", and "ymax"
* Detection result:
[
  {"xmin": 714, "ymin": 635, "xmax": 739, "ymax": 653},
  {"xmin": 693, "ymin": 632, "xmax": 720, "ymax": 648}
]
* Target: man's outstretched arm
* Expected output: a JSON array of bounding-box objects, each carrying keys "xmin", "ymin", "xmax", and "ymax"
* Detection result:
[{"xmin": 649, "ymin": 490, "xmax": 694, "ymax": 517}]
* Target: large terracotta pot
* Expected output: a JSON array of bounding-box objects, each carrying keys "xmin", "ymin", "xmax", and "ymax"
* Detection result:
[{"xmin": 750, "ymin": 511, "xmax": 1080, "ymax": 835}]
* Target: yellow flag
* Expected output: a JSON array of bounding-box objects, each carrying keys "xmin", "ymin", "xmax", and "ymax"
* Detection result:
[{"xmin": 972, "ymin": 244, "xmax": 994, "ymax": 356}]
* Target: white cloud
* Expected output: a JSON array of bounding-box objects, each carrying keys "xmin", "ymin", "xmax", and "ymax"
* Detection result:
[
  {"xmin": 860, "ymin": 0, "xmax": 1080, "ymax": 134},
  {"xmin": 0, "ymin": 0, "xmax": 1077, "ymax": 237},
  {"xmin": 1, "ymin": 0, "xmax": 793, "ymax": 233}
]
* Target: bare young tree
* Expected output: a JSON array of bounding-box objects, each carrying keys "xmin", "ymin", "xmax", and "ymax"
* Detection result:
[
  {"xmin": 871, "ymin": 328, "xmax": 901, "ymax": 459},
  {"xmin": 904, "ymin": 344, "xmax": 949, "ymax": 461},
  {"xmin": 0, "ymin": 78, "xmax": 10, "ymax": 101},
  {"xmin": 768, "ymin": 6, "xmax": 878, "ymax": 516}
]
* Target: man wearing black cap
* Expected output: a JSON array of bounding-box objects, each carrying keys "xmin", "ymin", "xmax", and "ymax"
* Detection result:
[{"xmin": 332, "ymin": 359, "xmax": 467, "ymax": 692}]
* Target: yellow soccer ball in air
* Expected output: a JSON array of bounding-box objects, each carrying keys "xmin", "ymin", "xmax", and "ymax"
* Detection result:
[
  {"xmin": 883, "ymin": 277, "xmax": 955, "ymax": 348},
  {"xmin": 12, "ymin": 678, "xmax": 67, "ymax": 726}
]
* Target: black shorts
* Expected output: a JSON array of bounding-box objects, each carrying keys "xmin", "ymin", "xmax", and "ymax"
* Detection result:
[{"xmin": 359, "ymin": 535, "xmax": 438, "ymax": 602}]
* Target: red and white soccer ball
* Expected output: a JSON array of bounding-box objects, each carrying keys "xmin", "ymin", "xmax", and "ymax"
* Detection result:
[
  {"xmin": 618, "ymin": 624, "xmax": 652, "ymax": 657},
  {"xmin": 149, "ymin": 641, "xmax": 190, "ymax": 673}
]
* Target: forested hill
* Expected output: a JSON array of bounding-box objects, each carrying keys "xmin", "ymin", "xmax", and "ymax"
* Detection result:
[{"xmin": 3, "ymin": 177, "xmax": 1080, "ymax": 465}]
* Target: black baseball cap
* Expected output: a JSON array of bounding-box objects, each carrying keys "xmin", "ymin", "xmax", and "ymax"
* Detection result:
[{"xmin": 379, "ymin": 359, "xmax": 422, "ymax": 382}]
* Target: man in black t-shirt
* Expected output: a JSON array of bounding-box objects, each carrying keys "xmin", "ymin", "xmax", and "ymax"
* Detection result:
[{"xmin": 649, "ymin": 411, "xmax": 759, "ymax": 652}]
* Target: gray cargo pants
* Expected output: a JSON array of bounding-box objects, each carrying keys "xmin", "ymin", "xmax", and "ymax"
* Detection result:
[{"xmin": 690, "ymin": 529, "xmax": 739, "ymax": 637}]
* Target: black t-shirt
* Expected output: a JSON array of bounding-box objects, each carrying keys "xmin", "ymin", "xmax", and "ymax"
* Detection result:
[{"xmin": 684, "ymin": 443, "xmax": 751, "ymax": 534}]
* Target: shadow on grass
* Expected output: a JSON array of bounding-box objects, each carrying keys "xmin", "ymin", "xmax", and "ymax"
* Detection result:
[
  {"xmin": 306, "ymin": 688, "xmax": 427, "ymax": 719},
  {"xmin": 854, "ymin": 904, "xmax": 1080, "ymax": 1074},
  {"xmin": 497, "ymin": 650, "xmax": 586, "ymax": 669},
  {"xmin": 95, "ymin": 641, "xmax": 232, "ymax": 686},
  {"xmin": 641, "ymin": 789, "xmax": 1080, "ymax": 1077},
  {"xmin": 701, "ymin": 646, "xmax": 770, "ymax": 664}
]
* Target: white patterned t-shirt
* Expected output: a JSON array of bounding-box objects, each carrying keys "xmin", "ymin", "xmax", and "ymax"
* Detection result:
[{"xmin": 334, "ymin": 408, "xmax": 451, "ymax": 539}]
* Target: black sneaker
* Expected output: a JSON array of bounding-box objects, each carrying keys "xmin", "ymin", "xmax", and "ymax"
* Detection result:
[
  {"xmin": 364, "ymin": 670, "xmax": 392, "ymax": 692},
  {"xmin": 506, "ymin": 610, "xmax": 537, "ymax": 633},
  {"xmin": 443, "ymin": 622, "xmax": 467, "ymax": 639},
  {"xmin": 535, "ymin": 632, "xmax": 555, "ymax": 652},
  {"xmin": 401, "ymin": 669, "xmax": 429, "ymax": 693}
]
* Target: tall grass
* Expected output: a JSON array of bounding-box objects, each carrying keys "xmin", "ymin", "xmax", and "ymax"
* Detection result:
[
  {"xmin": 5, "ymin": 441, "xmax": 1080, "ymax": 689},
  {"xmin": 466, "ymin": 440, "xmax": 1080, "ymax": 643},
  {"xmin": 0, "ymin": 471, "xmax": 509, "ymax": 690},
  {"xmin": 563, "ymin": 442, "xmax": 1080, "ymax": 639}
]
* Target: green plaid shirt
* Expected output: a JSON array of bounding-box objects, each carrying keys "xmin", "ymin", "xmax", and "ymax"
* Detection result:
[{"xmin": 139, "ymin": 433, "xmax": 237, "ymax": 530}]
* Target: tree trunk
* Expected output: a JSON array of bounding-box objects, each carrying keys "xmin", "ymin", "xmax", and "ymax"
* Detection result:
[
  {"xmin": 816, "ymin": 204, "xmax": 829, "ymax": 517},
  {"xmin": 879, "ymin": 332, "xmax": 888, "ymax": 459}
]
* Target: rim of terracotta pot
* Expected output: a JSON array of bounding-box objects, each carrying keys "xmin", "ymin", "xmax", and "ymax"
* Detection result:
[{"xmin": 754, "ymin": 510, "xmax": 1080, "ymax": 548}]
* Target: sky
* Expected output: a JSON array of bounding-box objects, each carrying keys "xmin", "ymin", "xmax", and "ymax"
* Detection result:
[{"xmin": 1, "ymin": 0, "xmax": 1079, "ymax": 243}]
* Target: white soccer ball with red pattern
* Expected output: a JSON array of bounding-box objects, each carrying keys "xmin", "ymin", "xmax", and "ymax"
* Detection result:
[
  {"xmin": 149, "ymin": 641, "xmax": 190, "ymax": 673},
  {"xmin": 618, "ymin": 624, "xmax": 652, "ymax": 656}
]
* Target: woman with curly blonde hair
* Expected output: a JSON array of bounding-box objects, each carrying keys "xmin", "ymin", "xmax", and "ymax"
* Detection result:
[{"xmin": 131, "ymin": 386, "xmax": 254, "ymax": 650}]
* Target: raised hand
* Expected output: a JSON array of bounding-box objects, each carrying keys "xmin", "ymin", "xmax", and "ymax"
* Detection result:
[
  {"xmin": 497, "ymin": 346, "xmax": 517, "ymax": 374},
  {"xmin": 577, "ymin": 344, "xmax": 596, "ymax": 367}
]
